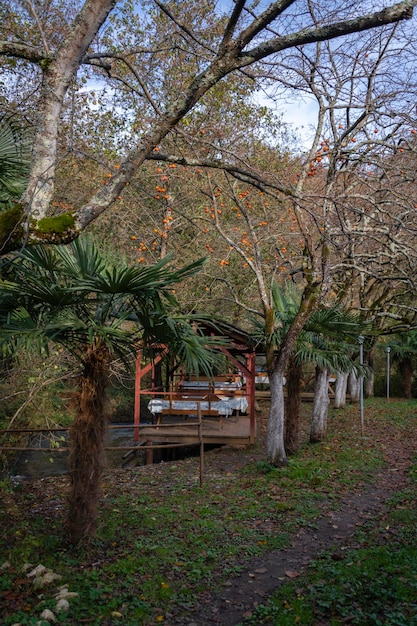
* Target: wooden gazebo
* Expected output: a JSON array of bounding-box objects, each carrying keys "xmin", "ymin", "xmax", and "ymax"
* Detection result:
[{"xmin": 133, "ymin": 321, "xmax": 259, "ymax": 448}]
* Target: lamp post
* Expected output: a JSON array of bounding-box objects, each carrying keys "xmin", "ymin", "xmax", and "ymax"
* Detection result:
[
  {"xmin": 358, "ymin": 335, "xmax": 364, "ymax": 436},
  {"xmin": 386, "ymin": 346, "xmax": 391, "ymax": 400}
]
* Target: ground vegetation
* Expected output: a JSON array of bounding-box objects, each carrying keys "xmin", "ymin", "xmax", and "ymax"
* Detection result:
[{"xmin": 0, "ymin": 398, "xmax": 416, "ymax": 625}]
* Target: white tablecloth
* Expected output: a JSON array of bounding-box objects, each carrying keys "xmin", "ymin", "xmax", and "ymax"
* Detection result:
[
  {"xmin": 148, "ymin": 395, "xmax": 248, "ymax": 416},
  {"xmin": 148, "ymin": 398, "xmax": 232, "ymax": 416}
]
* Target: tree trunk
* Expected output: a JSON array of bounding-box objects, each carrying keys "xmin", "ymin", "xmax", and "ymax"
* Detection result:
[
  {"xmin": 349, "ymin": 370, "xmax": 360, "ymax": 403},
  {"xmin": 266, "ymin": 368, "xmax": 288, "ymax": 466},
  {"xmin": 22, "ymin": 0, "xmax": 117, "ymax": 222},
  {"xmin": 310, "ymin": 367, "xmax": 330, "ymax": 443},
  {"xmin": 334, "ymin": 371, "xmax": 348, "ymax": 409},
  {"xmin": 263, "ymin": 281, "xmax": 323, "ymax": 467},
  {"xmin": 365, "ymin": 369, "xmax": 374, "ymax": 398},
  {"xmin": 365, "ymin": 349, "xmax": 374, "ymax": 398},
  {"xmin": 400, "ymin": 357, "xmax": 413, "ymax": 398},
  {"xmin": 67, "ymin": 343, "xmax": 110, "ymax": 544},
  {"xmin": 285, "ymin": 358, "xmax": 302, "ymax": 454}
]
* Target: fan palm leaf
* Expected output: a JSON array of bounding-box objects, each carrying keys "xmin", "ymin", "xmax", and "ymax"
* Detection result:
[
  {"xmin": 387, "ymin": 330, "xmax": 417, "ymax": 358},
  {"xmin": 0, "ymin": 115, "xmax": 31, "ymax": 208},
  {"xmin": 252, "ymin": 281, "xmax": 366, "ymax": 372}
]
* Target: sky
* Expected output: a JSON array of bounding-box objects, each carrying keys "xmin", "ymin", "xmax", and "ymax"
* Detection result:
[
  {"xmin": 278, "ymin": 98, "xmax": 319, "ymax": 140},
  {"xmin": 256, "ymin": 89, "xmax": 320, "ymax": 151}
]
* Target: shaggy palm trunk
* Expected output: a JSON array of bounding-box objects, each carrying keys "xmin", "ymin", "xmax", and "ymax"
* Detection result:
[
  {"xmin": 334, "ymin": 371, "xmax": 348, "ymax": 409},
  {"xmin": 67, "ymin": 343, "xmax": 110, "ymax": 544},
  {"xmin": 400, "ymin": 357, "xmax": 413, "ymax": 398},
  {"xmin": 310, "ymin": 367, "xmax": 330, "ymax": 443},
  {"xmin": 285, "ymin": 359, "xmax": 302, "ymax": 454},
  {"xmin": 266, "ymin": 368, "xmax": 288, "ymax": 466}
]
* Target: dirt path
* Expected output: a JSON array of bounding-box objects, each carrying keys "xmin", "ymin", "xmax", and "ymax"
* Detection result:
[{"xmin": 182, "ymin": 448, "xmax": 412, "ymax": 625}]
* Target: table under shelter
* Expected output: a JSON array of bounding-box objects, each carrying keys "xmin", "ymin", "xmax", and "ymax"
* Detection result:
[{"xmin": 133, "ymin": 321, "xmax": 259, "ymax": 448}]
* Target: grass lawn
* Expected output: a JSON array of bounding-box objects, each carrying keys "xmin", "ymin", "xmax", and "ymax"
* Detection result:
[{"xmin": 0, "ymin": 398, "xmax": 416, "ymax": 625}]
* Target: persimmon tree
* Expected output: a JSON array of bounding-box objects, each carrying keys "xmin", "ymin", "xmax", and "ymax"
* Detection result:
[
  {"xmin": 179, "ymin": 19, "xmax": 417, "ymax": 463},
  {"xmin": 283, "ymin": 25, "xmax": 417, "ymax": 398},
  {"xmin": 1, "ymin": 0, "xmax": 417, "ymax": 254}
]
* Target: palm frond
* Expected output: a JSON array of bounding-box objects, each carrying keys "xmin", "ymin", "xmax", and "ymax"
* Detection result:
[
  {"xmin": 0, "ymin": 115, "xmax": 32, "ymax": 208},
  {"xmin": 56, "ymin": 237, "xmax": 107, "ymax": 278},
  {"xmin": 305, "ymin": 306, "xmax": 366, "ymax": 340},
  {"xmin": 0, "ymin": 305, "xmax": 50, "ymax": 357},
  {"xmin": 140, "ymin": 313, "xmax": 220, "ymax": 378},
  {"xmin": 77, "ymin": 254, "xmax": 207, "ymax": 297},
  {"xmin": 0, "ymin": 236, "xmax": 213, "ymax": 376},
  {"xmin": 250, "ymin": 280, "xmax": 368, "ymax": 372},
  {"xmin": 386, "ymin": 330, "xmax": 417, "ymax": 358}
]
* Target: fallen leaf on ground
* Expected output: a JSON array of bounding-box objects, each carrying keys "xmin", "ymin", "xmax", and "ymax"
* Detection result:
[{"xmin": 285, "ymin": 570, "xmax": 300, "ymax": 578}]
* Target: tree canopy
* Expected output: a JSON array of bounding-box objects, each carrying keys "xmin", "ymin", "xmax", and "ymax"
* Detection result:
[{"xmin": 1, "ymin": 0, "xmax": 417, "ymax": 251}]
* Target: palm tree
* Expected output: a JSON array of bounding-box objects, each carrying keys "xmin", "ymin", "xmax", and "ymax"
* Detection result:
[
  {"xmin": 285, "ymin": 301, "xmax": 364, "ymax": 447},
  {"xmin": 252, "ymin": 282, "xmax": 299, "ymax": 458},
  {"xmin": 387, "ymin": 331, "xmax": 417, "ymax": 398},
  {"xmin": 303, "ymin": 308, "xmax": 364, "ymax": 443},
  {"xmin": 252, "ymin": 282, "xmax": 364, "ymax": 452},
  {"xmin": 0, "ymin": 237, "xmax": 216, "ymax": 544}
]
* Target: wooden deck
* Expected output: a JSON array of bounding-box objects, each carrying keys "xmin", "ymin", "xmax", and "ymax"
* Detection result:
[{"xmin": 138, "ymin": 414, "xmax": 253, "ymax": 447}]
